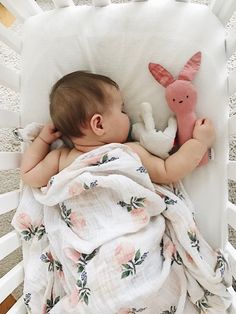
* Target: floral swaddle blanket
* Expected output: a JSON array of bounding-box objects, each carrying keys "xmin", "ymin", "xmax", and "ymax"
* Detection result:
[{"xmin": 12, "ymin": 143, "xmax": 232, "ymax": 313}]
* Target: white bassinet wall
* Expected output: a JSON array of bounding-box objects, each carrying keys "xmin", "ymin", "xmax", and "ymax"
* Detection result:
[{"xmin": 0, "ymin": 0, "xmax": 236, "ymax": 313}]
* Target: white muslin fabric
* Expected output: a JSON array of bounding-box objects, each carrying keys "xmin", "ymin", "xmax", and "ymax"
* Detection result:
[{"xmin": 12, "ymin": 144, "xmax": 232, "ymax": 313}]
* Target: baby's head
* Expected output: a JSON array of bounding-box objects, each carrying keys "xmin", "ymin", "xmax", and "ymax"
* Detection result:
[{"xmin": 50, "ymin": 71, "xmax": 130, "ymax": 145}]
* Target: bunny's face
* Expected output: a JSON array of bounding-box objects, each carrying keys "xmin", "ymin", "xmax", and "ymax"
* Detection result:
[{"xmin": 166, "ymin": 80, "xmax": 197, "ymax": 115}]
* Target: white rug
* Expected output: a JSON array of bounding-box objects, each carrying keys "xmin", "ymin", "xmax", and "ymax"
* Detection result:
[{"xmin": 0, "ymin": 0, "xmax": 236, "ymax": 299}]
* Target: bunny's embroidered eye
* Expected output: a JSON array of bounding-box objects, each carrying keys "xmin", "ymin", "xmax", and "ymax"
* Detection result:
[
  {"xmin": 173, "ymin": 99, "xmax": 176, "ymax": 102},
  {"xmin": 186, "ymin": 95, "xmax": 189, "ymax": 98}
]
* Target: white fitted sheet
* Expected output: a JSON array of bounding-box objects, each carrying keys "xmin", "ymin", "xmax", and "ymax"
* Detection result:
[{"xmin": 20, "ymin": 0, "xmax": 229, "ymax": 248}]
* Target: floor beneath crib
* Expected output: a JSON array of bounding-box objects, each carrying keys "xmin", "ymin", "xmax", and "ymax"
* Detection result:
[{"xmin": 0, "ymin": 0, "xmax": 236, "ymax": 300}]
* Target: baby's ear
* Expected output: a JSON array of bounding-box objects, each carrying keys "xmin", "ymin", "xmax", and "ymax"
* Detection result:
[
  {"xmin": 178, "ymin": 51, "xmax": 201, "ymax": 81},
  {"xmin": 149, "ymin": 63, "xmax": 175, "ymax": 88},
  {"xmin": 90, "ymin": 114, "xmax": 105, "ymax": 136}
]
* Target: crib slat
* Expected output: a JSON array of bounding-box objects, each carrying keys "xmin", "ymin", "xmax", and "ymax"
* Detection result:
[
  {"xmin": 0, "ymin": 261, "xmax": 24, "ymax": 304},
  {"xmin": 0, "ymin": 23, "xmax": 21, "ymax": 53},
  {"xmin": 92, "ymin": 0, "xmax": 111, "ymax": 6},
  {"xmin": 0, "ymin": 230, "xmax": 21, "ymax": 261},
  {"xmin": 226, "ymin": 242, "xmax": 236, "ymax": 279},
  {"xmin": 0, "ymin": 152, "xmax": 22, "ymax": 170},
  {"xmin": 0, "ymin": 190, "xmax": 20, "ymax": 215},
  {"xmin": 0, "ymin": 109, "xmax": 20, "ymax": 128},
  {"xmin": 210, "ymin": 0, "xmax": 236, "ymax": 25},
  {"xmin": 228, "ymin": 68, "xmax": 236, "ymax": 96},
  {"xmin": 227, "ymin": 201, "xmax": 236, "ymax": 230},
  {"xmin": 227, "ymin": 287, "xmax": 236, "ymax": 313},
  {"xmin": 0, "ymin": 64, "xmax": 20, "ymax": 92},
  {"xmin": 7, "ymin": 296, "xmax": 26, "ymax": 314},
  {"xmin": 228, "ymin": 161, "xmax": 236, "ymax": 181},
  {"xmin": 52, "ymin": 0, "xmax": 75, "ymax": 8},
  {"xmin": 229, "ymin": 115, "xmax": 236, "ymax": 137},
  {"xmin": 1, "ymin": 0, "xmax": 42, "ymax": 22},
  {"xmin": 226, "ymin": 23, "xmax": 236, "ymax": 58}
]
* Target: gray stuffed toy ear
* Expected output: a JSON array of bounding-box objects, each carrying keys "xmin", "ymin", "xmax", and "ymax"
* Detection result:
[{"xmin": 131, "ymin": 102, "xmax": 177, "ymax": 159}]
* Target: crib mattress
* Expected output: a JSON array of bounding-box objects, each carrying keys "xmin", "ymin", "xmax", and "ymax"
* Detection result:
[{"xmin": 20, "ymin": 0, "xmax": 228, "ymax": 249}]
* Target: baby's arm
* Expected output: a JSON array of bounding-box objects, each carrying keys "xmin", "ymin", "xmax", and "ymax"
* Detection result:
[
  {"xmin": 127, "ymin": 118, "xmax": 215, "ymax": 184},
  {"xmin": 20, "ymin": 123, "xmax": 62, "ymax": 188}
]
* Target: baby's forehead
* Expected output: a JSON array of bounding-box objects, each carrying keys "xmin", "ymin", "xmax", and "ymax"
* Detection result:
[{"xmin": 103, "ymin": 83, "xmax": 123, "ymax": 102}]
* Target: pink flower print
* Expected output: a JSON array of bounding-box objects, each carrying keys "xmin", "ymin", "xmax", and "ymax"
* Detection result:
[
  {"xmin": 16, "ymin": 212, "xmax": 32, "ymax": 230},
  {"xmin": 69, "ymin": 287, "xmax": 80, "ymax": 307},
  {"xmin": 42, "ymin": 304, "xmax": 47, "ymax": 314},
  {"xmin": 68, "ymin": 182, "xmax": 84, "ymax": 197},
  {"xmin": 64, "ymin": 248, "xmax": 81, "ymax": 263},
  {"xmin": 164, "ymin": 241, "xmax": 175, "ymax": 259},
  {"xmin": 70, "ymin": 212, "xmax": 86, "ymax": 230},
  {"xmin": 115, "ymin": 244, "xmax": 149, "ymax": 279},
  {"xmin": 131, "ymin": 208, "xmax": 149, "ymax": 225},
  {"xmin": 63, "ymin": 289, "xmax": 82, "ymax": 311},
  {"xmin": 115, "ymin": 242, "xmax": 135, "ymax": 265},
  {"xmin": 83, "ymin": 154, "xmax": 103, "ymax": 166},
  {"xmin": 186, "ymin": 252, "xmax": 194, "ymax": 264}
]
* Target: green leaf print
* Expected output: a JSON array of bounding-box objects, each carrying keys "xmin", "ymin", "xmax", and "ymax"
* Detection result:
[
  {"xmin": 77, "ymin": 250, "xmax": 98, "ymax": 274},
  {"xmin": 121, "ymin": 270, "xmax": 132, "ymax": 279},
  {"xmin": 60, "ymin": 202, "xmax": 73, "ymax": 228},
  {"xmin": 164, "ymin": 196, "xmax": 177, "ymax": 208},
  {"xmin": 36, "ymin": 224, "xmax": 46, "ymax": 240},
  {"xmin": 75, "ymin": 251, "xmax": 97, "ymax": 305},
  {"xmin": 134, "ymin": 249, "xmax": 141, "ymax": 262},
  {"xmin": 121, "ymin": 250, "xmax": 149, "ymax": 279},
  {"xmin": 171, "ymin": 250, "xmax": 183, "ymax": 266},
  {"xmin": 40, "ymin": 252, "xmax": 54, "ymax": 272},
  {"xmin": 118, "ymin": 196, "xmax": 146, "ymax": 212},
  {"xmin": 136, "ymin": 166, "xmax": 148, "ymax": 173},
  {"xmin": 187, "ymin": 231, "xmax": 200, "ymax": 252},
  {"xmin": 117, "ymin": 308, "xmax": 147, "ymax": 314},
  {"xmin": 21, "ymin": 224, "xmax": 46, "ymax": 241},
  {"xmin": 21, "ymin": 229, "xmax": 32, "ymax": 241},
  {"xmin": 195, "ymin": 297, "xmax": 211, "ymax": 312},
  {"xmin": 102, "ymin": 154, "xmax": 109, "ymax": 163},
  {"xmin": 83, "ymin": 180, "xmax": 98, "ymax": 190},
  {"xmin": 91, "ymin": 154, "xmax": 119, "ymax": 166},
  {"xmin": 40, "ymin": 252, "xmax": 64, "ymax": 275},
  {"xmin": 77, "ymin": 270, "xmax": 91, "ymax": 305},
  {"xmin": 55, "ymin": 260, "xmax": 63, "ymax": 272},
  {"xmin": 214, "ymin": 251, "xmax": 228, "ymax": 277},
  {"xmin": 45, "ymin": 293, "xmax": 60, "ymax": 312},
  {"xmin": 161, "ymin": 306, "xmax": 176, "ymax": 314},
  {"xmin": 23, "ymin": 293, "xmax": 31, "ymax": 311}
]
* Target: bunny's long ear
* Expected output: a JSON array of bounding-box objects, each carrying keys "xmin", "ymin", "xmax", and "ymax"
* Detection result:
[
  {"xmin": 149, "ymin": 63, "xmax": 175, "ymax": 88},
  {"xmin": 178, "ymin": 51, "xmax": 201, "ymax": 81}
]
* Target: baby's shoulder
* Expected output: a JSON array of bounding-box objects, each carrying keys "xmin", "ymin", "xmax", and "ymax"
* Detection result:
[{"xmin": 58, "ymin": 147, "xmax": 83, "ymax": 171}]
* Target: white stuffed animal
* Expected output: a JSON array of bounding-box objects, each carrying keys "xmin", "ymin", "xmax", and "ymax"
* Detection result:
[{"xmin": 131, "ymin": 102, "xmax": 177, "ymax": 159}]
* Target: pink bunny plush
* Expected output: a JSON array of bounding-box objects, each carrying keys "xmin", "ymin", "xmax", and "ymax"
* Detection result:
[{"xmin": 149, "ymin": 51, "xmax": 208, "ymax": 165}]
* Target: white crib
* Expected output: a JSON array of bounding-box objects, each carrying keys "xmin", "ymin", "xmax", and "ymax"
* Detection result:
[{"xmin": 0, "ymin": 0, "xmax": 236, "ymax": 313}]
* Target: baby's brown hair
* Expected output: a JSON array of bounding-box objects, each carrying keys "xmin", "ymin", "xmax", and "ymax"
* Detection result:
[{"xmin": 50, "ymin": 71, "xmax": 119, "ymax": 137}]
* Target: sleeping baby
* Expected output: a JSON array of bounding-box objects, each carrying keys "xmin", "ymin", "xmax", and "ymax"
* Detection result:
[
  {"xmin": 21, "ymin": 70, "xmax": 215, "ymax": 188},
  {"xmin": 16, "ymin": 71, "xmax": 233, "ymax": 313}
]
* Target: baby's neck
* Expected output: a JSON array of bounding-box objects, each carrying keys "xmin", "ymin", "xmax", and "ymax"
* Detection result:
[{"xmin": 72, "ymin": 136, "xmax": 106, "ymax": 153}]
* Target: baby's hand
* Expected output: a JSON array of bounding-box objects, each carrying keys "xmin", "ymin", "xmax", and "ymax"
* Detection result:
[
  {"xmin": 193, "ymin": 118, "xmax": 216, "ymax": 149},
  {"xmin": 38, "ymin": 123, "xmax": 61, "ymax": 145}
]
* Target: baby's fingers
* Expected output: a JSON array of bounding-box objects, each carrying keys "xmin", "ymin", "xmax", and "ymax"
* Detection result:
[
  {"xmin": 53, "ymin": 131, "xmax": 62, "ymax": 138},
  {"xmin": 195, "ymin": 118, "xmax": 205, "ymax": 127}
]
